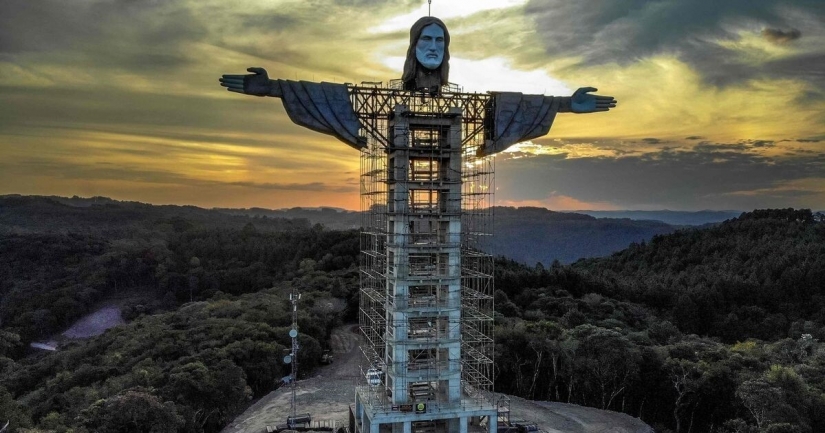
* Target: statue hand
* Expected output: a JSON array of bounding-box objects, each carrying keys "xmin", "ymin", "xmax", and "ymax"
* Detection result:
[
  {"xmin": 570, "ymin": 87, "xmax": 617, "ymax": 113},
  {"xmin": 219, "ymin": 67, "xmax": 272, "ymax": 97}
]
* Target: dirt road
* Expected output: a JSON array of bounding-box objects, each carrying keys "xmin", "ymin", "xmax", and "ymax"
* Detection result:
[
  {"xmin": 221, "ymin": 326, "xmax": 653, "ymax": 433},
  {"xmin": 507, "ymin": 398, "xmax": 652, "ymax": 433},
  {"xmin": 222, "ymin": 325, "xmax": 362, "ymax": 433}
]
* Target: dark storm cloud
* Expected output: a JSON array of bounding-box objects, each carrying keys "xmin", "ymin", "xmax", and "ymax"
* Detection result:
[
  {"xmin": 239, "ymin": 14, "xmax": 302, "ymax": 30},
  {"xmin": 524, "ymin": 0, "xmax": 825, "ymax": 88},
  {"xmin": 0, "ymin": 0, "xmax": 204, "ymax": 70},
  {"xmin": 692, "ymin": 140, "xmax": 777, "ymax": 151},
  {"xmin": 599, "ymin": 147, "xmax": 636, "ymax": 156},
  {"xmin": 207, "ymin": 10, "xmax": 307, "ymax": 61},
  {"xmin": 749, "ymin": 140, "xmax": 776, "ymax": 148},
  {"xmin": 0, "ymin": 86, "xmax": 270, "ymax": 135},
  {"xmin": 692, "ymin": 142, "xmax": 749, "ymax": 152},
  {"xmin": 762, "ymin": 27, "xmax": 802, "ymax": 44},
  {"xmin": 764, "ymin": 52, "xmax": 825, "ymax": 88},
  {"xmin": 497, "ymin": 143, "xmax": 825, "ymax": 209},
  {"xmin": 0, "ymin": 0, "xmax": 91, "ymax": 53}
]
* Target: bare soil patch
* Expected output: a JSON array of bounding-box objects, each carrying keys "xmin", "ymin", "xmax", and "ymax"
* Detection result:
[{"xmin": 222, "ymin": 325, "xmax": 653, "ymax": 433}]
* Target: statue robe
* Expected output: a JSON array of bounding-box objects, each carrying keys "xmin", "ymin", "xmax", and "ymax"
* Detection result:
[
  {"xmin": 273, "ymin": 80, "xmax": 564, "ymax": 157},
  {"xmin": 274, "ymin": 80, "xmax": 367, "ymax": 151},
  {"xmin": 480, "ymin": 92, "xmax": 564, "ymax": 157}
]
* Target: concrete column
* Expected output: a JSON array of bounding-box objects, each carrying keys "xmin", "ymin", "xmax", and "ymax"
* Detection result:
[
  {"xmin": 460, "ymin": 417, "xmax": 468, "ymax": 433},
  {"xmin": 403, "ymin": 421, "xmax": 412, "ymax": 433},
  {"xmin": 370, "ymin": 419, "xmax": 380, "ymax": 433}
]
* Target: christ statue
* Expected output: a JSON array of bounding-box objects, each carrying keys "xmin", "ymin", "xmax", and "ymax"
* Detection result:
[
  {"xmin": 219, "ymin": 16, "xmax": 616, "ymax": 156},
  {"xmin": 218, "ymin": 15, "xmax": 617, "ymax": 433}
]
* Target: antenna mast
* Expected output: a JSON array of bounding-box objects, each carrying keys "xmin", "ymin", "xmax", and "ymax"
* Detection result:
[
  {"xmin": 288, "ymin": 288, "xmax": 301, "ymax": 420},
  {"xmin": 428, "ymin": 0, "xmax": 432, "ymax": 16}
]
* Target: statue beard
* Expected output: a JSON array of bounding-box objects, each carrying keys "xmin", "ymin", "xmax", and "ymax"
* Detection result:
[{"xmin": 412, "ymin": 64, "xmax": 443, "ymax": 91}]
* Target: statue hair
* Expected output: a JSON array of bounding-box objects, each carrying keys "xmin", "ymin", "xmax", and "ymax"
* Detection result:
[{"xmin": 402, "ymin": 16, "xmax": 450, "ymax": 90}]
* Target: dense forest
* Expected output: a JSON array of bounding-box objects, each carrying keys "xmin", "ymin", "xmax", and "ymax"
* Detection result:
[
  {"xmin": 1, "ymin": 196, "xmax": 360, "ymax": 432},
  {"xmin": 2, "ymin": 196, "xmax": 824, "ymax": 433},
  {"xmin": 493, "ymin": 208, "xmax": 825, "ymax": 433}
]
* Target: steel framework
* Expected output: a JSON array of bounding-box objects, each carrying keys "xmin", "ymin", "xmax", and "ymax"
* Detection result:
[{"xmin": 355, "ymin": 82, "xmax": 495, "ymax": 431}]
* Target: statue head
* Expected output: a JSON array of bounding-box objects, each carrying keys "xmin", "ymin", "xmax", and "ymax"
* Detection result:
[
  {"xmin": 402, "ymin": 16, "xmax": 450, "ymax": 90},
  {"xmin": 416, "ymin": 23, "xmax": 445, "ymax": 70}
]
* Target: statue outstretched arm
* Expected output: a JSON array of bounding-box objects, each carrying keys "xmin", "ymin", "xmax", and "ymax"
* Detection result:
[
  {"xmin": 219, "ymin": 67, "xmax": 283, "ymax": 97},
  {"xmin": 565, "ymin": 87, "xmax": 617, "ymax": 113},
  {"xmin": 480, "ymin": 87, "xmax": 617, "ymax": 156},
  {"xmin": 218, "ymin": 67, "xmax": 365, "ymax": 150}
]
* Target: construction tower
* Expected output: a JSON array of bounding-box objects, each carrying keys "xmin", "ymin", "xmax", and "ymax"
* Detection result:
[{"xmin": 354, "ymin": 83, "xmax": 496, "ymax": 433}]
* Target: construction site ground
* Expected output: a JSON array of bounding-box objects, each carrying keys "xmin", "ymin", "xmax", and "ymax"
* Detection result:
[{"xmin": 221, "ymin": 325, "xmax": 653, "ymax": 433}]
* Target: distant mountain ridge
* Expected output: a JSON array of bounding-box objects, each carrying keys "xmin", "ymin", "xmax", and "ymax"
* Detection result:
[
  {"xmin": 218, "ymin": 206, "xmax": 744, "ymax": 228},
  {"xmin": 0, "ymin": 194, "xmax": 311, "ymax": 235},
  {"xmin": 577, "ymin": 209, "xmax": 742, "ymax": 226},
  {"xmin": 213, "ymin": 206, "xmax": 361, "ymax": 230},
  {"xmin": 218, "ymin": 205, "xmax": 683, "ymax": 264},
  {"xmin": 221, "ymin": 205, "xmax": 691, "ymax": 264},
  {"xmin": 1, "ymin": 195, "xmax": 686, "ymax": 264},
  {"xmin": 491, "ymin": 206, "xmax": 676, "ymax": 264}
]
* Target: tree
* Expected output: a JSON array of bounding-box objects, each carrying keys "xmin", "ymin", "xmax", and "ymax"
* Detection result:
[
  {"xmin": 571, "ymin": 325, "xmax": 640, "ymax": 410},
  {"xmin": 82, "ymin": 389, "xmax": 183, "ymax": 433},
  {"xmin": 163, "ymin": 359, "xmax": 251, "ymax": 430},
  {"xmin": 665, "ymin": 345, "xmax": 711, "ymax": 433},
  {"xmin": 0, "ymin": 385, "xmax": 32, "ymax": 431},
  {"xmin": 0, "ymin": 330, "xmax": 21, "ymax": 357},
  {"xmin": 763, "ymin": 423, "xmax": 804, "ymax": 433}
]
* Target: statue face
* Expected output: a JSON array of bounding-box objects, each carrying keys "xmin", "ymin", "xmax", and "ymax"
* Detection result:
[{"xmin": 415, "ymin": 23, "xmax": 445, "ymax": 70}]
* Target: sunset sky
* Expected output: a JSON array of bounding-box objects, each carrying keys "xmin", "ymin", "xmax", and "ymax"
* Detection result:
[{"xmin": 1, "ymin": 0, "xmax": 824, "ymax": 211}]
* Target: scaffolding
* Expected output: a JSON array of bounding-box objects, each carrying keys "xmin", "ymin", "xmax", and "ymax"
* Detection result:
[{"xmin": 356, "ymin": 82, "xmax": 495, "ymax": 428}]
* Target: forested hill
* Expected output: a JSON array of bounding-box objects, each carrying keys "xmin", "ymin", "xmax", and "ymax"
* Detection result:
[
  {"xmin": 574, "ymin": 208, "xmax": 825, "ymax": 342},
  {"xmin": 2, "ymin": 198, "xmax": 824, "ymax": 432},
  {"xmin": 1, "ymin": 195, "xmax": 361, "ymax": 432},
  {"xmin": 3, "ymin": 196, "xmax": 680, "ymax": 265},
  {"xmin": 214, "ymin": 205, "xmax": 682, "ymax": 265},
  {"xmin": 214, "ymin": 206, "xmax": 360, "ymax": 231},
  {"xmin": 492, "ymin": 206, "xmax": 675, "ymax": 264},
  {"xmin": 579, "ymin": 209, "xmax": 741, "ymax": 226},
  {"xmin": 0, "ymin": 195, "xmax": 311, "ymax": 235},
  {"xmin": 0, "ymin": 195, "xmax": 358, "ymax": 346},
  {"xmin": 492, "ymin": 208, "xmax": 825, "ymax": 432}
]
